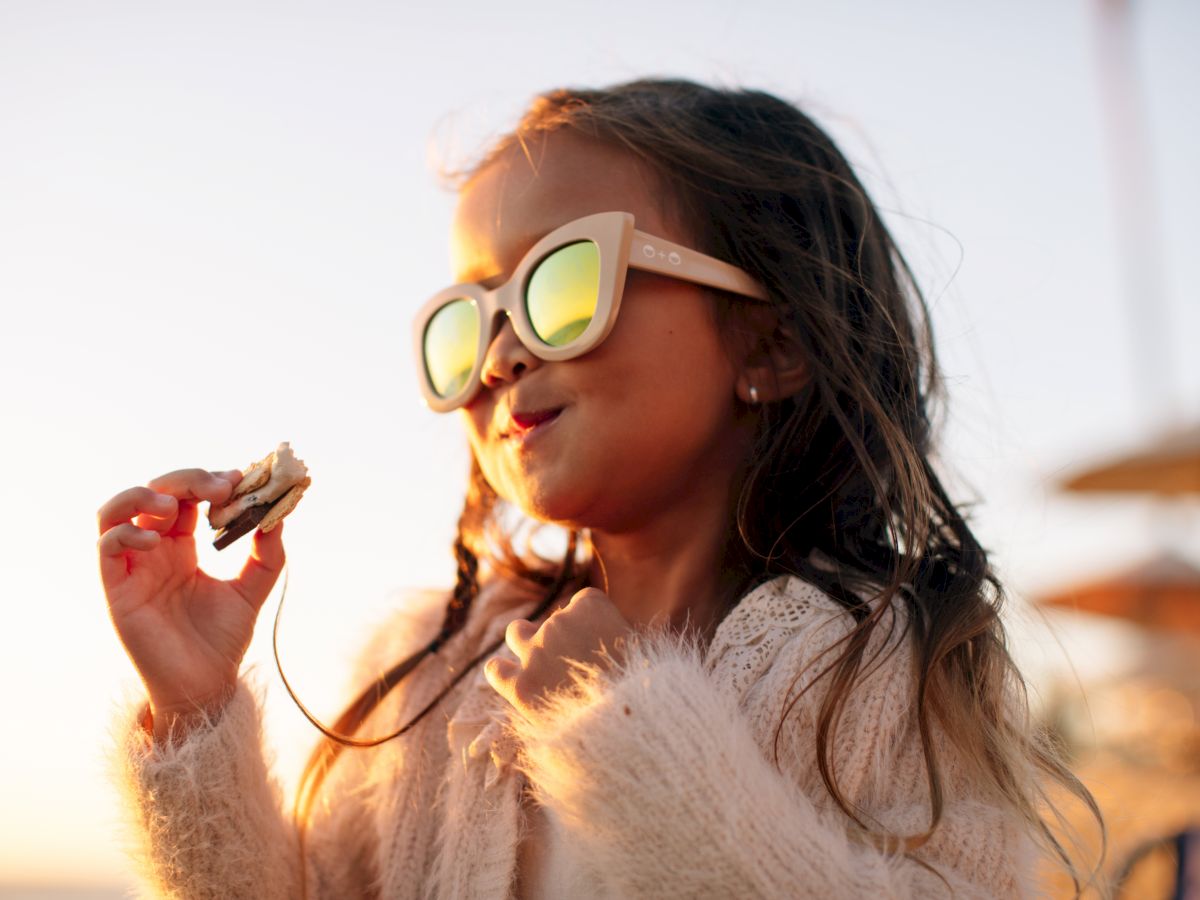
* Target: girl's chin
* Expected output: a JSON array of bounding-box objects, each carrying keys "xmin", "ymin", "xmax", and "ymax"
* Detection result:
[
  {"xmin": 504, "ymin": 480, "xmax": 597, "ymax": 529},
  {"xmin": 512, "ymin": 495, "xmax": 586, "ymax": 528}
]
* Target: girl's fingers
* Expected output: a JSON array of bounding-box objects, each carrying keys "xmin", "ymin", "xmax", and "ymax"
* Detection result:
[
  {"xmin": 504, "ymin": 618, "xmax": 538, "ymax": 664},
  {"xmin": 146, "ymin": 468, "xmax": 238, "ymax": 504},
  {"xmin": 97, "ymin": 522, "xmax": 160, "ymax": 585},
  {"xmin": 139, "ymin": 497, "xmax": 205, "ymax": 538},
  {"xmin": 100, "ymin": 470, "xmax": 237, "ymax": 538},
  {"xmin": 97, "ymin": 468, "xmax": 245, "ymax": 541},
  {"xmin": 98, "ymin": 486, "xmax": 178, "ymax": 535},
  {"xmin": 232, "ymin": 523, "xmax": 286, "ymax": 612},
  {"xmin": 484, "ymin": 656, "xmax": 518, "ymax": 699},
  {"xmin": 98, "ymin": 522, "xmax": 161, "ymax": 555}
]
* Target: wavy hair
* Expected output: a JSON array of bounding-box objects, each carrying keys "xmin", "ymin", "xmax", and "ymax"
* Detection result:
[{"xmin": 289, "ymin": 78, "xmax": 1103, "ymax": 894}]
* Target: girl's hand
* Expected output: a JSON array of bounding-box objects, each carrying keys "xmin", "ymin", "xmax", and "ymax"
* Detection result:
[
  {"xmin": 484, "ymin": 588, "xmax": 634, "ymax": 721},
  {"xmin": 97, "ymin": 468, "xmax": 286, "ymax": 741}
]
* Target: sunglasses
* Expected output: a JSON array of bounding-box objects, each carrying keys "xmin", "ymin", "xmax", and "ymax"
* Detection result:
[{"xmin": 412, "ymin": 210, "xmax": 769, "ymax": 412}]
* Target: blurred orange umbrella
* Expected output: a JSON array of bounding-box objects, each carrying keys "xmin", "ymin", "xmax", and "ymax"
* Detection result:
[
  {"xmin": 1059, "ymin": 422, "xmax": 1200, "ymax": 495},
  {"xmin": 1036, "ymin": 551, "xmax": 1200, "ymax": 633}
]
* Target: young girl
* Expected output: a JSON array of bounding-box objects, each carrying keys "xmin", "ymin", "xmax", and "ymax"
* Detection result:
[{"xmin": 101, "ymin": 78, "xmax": 1098, "ymax": 898}]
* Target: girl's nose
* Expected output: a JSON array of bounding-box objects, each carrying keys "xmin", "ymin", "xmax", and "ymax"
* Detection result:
[{"xmin": 480, "ymin": 315, "xmax": 540, "ymax": 389}]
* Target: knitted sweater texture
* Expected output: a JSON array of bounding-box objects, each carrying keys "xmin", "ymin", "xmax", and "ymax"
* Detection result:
[{"xmin": 109, "ymin": 574, "xmax": 1036, "ymax": 898}]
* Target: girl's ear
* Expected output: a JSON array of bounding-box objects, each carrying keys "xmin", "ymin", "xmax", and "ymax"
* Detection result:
[{"xmin": 734, "ymin": 313, "xmax": 810, "ymax": 404}]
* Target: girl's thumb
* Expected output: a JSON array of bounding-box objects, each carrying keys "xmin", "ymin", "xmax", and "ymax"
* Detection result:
[{"xmin": 236, "ymin": 523, "xmax": 286, "ymax": 611}]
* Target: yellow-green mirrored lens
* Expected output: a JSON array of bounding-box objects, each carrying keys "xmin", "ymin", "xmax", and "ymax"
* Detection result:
[
  {"xmin": 526, "ymin": 241, "xmax": 601, "ymax": 347},
  {"xmin": 424, "ymin": 298, "xmax": 479, "ymax": 399}
]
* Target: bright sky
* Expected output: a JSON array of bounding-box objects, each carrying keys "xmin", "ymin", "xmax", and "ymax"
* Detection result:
[{"xmin": 2, "ymin": 0, "xmax": 1197, "ymax": 892}]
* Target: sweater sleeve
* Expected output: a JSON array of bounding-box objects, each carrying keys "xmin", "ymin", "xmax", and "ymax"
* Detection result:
[
  {"xmin": 108, "ymin": 589, "xmax": 450, "ymax": 899},
  {"xmin": 109, "ymin": 674, "xmax": 377, "ymax": 900},
  {"xmin": 507, "ymin": 621, "xmax": 1035, "ymax": 899}
]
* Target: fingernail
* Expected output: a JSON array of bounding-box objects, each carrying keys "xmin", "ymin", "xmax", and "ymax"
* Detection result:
[{"xmin": 155, "ymin": 493, "xmax": 174, "ymax": 506}]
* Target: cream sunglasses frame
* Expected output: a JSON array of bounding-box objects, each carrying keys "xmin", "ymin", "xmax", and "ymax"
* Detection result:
[{"xmin": 413, "ymin": 210, "xmax": 769, "ymax": 412}]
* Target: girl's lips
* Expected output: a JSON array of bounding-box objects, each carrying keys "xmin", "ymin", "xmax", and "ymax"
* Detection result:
[{"xmin": 508, "ymin": 407, "xmax": 563, "ymax": 434}]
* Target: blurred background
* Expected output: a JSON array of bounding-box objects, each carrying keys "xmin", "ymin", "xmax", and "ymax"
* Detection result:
[{"xmin": 1, "ymin": 0, "xmax": 1197, "ymax": 896}]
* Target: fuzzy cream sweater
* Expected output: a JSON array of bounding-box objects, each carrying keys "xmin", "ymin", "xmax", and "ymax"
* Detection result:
[{"xmin": 110, "ymin": 573, "xmax": 1036, "ymax": 898}]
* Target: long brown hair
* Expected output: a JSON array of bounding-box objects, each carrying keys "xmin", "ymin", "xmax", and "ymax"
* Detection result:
[{"xmin": 291, "ymin": 78, "xmax": 1103, "ymax": 892}]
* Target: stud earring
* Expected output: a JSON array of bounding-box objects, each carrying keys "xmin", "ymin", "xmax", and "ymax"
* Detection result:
[{"xmin": 748, "ymin": 384, "xmax": 760, "ymax": 404}]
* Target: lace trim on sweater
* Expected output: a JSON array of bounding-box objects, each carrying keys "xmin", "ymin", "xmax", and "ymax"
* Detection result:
[{"xmin": 705, "ymin": 574, "xmax": 851, "ymax": 701}]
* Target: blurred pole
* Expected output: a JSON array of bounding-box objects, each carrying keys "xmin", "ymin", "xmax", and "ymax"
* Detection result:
[{"xmin": 1091, "ymin": 0, "xmax": 1179, "ymax": 426}]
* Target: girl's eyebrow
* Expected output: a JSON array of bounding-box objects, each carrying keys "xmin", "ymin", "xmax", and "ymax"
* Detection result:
[
  {"xmin": 459, "ymin": 252, "xmax": 528, "ymax": 289},
  {"xmin": 457, "ymin": 226, "xmax": 559, "ymax": 288},
  {"xmin": 452, "ymin": 265, "xmax": 504, "ymax": 288}
]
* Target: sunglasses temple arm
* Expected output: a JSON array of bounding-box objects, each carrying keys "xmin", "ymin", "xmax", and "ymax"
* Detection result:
[{"xmin": 627, "ymin": 230, "xmax": 768, "ymax": 301}]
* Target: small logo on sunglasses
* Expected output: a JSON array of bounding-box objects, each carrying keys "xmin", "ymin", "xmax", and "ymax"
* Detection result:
[{"xmin": 640, "ymin": 243, "xmax": 682, "ymax": 266}]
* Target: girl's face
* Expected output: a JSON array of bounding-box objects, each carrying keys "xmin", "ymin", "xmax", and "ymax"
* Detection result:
[{"xmin": 451, "ymin": 131, "xmax": 755, "ymax": 533}]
